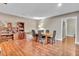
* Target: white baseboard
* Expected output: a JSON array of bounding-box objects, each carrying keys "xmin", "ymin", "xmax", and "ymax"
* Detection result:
[
  {"xmin": 67, "ymin": 35, "xmax": 74, "ymax": 37},
  {"xmin": 75, "ymin": 42, "xmax": 79, "ymax": 45},
  {"xmin": 56, "ymin": 38, "xmax": 62, "ymax": 41}
]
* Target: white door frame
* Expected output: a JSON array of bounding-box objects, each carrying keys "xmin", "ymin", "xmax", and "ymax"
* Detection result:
[
  {"xmin": 61, "ymin": 18, "xmax": 67, "ymax": 39},
  {"xmin": 61, "ymin": 16, "xmax": 77, "ymax": 44}
]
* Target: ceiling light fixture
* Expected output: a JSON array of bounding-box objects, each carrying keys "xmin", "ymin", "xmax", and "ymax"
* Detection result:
[
  {"xmin": 38, "ymin": 23, "xmax": 44, "ymax": 28},
  {"xmin": 58, "ymin": 3, "xmax": 62, "ymax": 7},
  {"xmin": 32, "ymin": 17, "xmax": 46, "ymax": 20}
]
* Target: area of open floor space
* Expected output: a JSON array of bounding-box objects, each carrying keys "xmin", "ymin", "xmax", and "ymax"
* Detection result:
[{"xmin": 0, "ymin": 36, "xmax": 78, "ymax": 56}]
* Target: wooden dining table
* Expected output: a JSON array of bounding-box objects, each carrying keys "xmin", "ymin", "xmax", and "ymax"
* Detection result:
[
  {"xmin": 43, "ymin": 33, "xmax": 52, "ymax": 44},
  {"xmin": 35, "ymin": 32, "xmax": 52, "ymax": 44}
]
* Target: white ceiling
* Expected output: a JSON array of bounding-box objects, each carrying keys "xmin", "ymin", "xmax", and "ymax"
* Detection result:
[{"xmin": 0, "ymin": 3, "xmax": 79, "ymax": 19}]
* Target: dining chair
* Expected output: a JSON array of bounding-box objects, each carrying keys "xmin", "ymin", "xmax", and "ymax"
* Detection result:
[
  {"xmin": 51, "ymin": 30, "xmax": 56, "ymax": 44},
  {"xmin": 32, "ymin": 30, "xmax": 36, "ymax": 41},
  {"xmin": 32, "ymin": 30, "xmax": 36, "ymax": 37},
  {"xmin": 38, "ymin": 30, "xmax": 44, "ymax": 44},
  {"xmin": 38, "ymin": 30, "xmax": 50, "ymax": 44},
  {"xmin": 46, "ymin": 30, "xmax": 49, "ymax": 33}
]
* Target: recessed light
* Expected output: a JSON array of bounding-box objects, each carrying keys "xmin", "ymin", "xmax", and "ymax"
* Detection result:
[{"xmin": 58, "ymin": 3, "xmax": 62, "ymax": 7}]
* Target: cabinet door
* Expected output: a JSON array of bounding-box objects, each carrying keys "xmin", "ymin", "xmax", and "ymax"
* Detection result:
[{"xmin": 17, "ymin": 22, "xmax": 24, "ymax": 31}]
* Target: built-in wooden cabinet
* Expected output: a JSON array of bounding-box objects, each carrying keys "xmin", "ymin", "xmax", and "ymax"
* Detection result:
[
  {"xmin": 0, "ymin": 22, "xmax": 26, "ymax": 41},
  {"xmin": 17, "ymin": 22, "xmax": 24, "ymax": 32},
  {"xmin": 14, "ymin": 22, "xmax": 25, "ymax": 40}
]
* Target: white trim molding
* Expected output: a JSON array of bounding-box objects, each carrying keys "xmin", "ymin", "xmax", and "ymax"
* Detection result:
[
  {"xmin": 75, "ymin": 41, "xmax": 79, "ymax": 45},
  {"xmin": 67, "ymin": 35, "xmax": 74, "ymax": 37}
]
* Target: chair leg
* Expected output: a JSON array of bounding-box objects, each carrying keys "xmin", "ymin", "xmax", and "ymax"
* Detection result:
[
  {"xmin": 52, "ymin": 37, "xmax": 55, "ymax": 42},
  {"xmin": 51, "ymin": 39, "xmax": 55, "ymax": 44},
  {"xmin": 50, "ymin": 39, "xmax": 53, "ymax": 44},
  {"xmin": 52, "ymin": 40, "xmax": 53, "ymax": 44}
]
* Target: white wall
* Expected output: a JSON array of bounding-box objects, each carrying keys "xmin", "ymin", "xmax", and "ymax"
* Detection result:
[
  {"xmin": 0, "ymin": 13, "xmax": 38, "ymax": 33},
  {"xmin": 77, "ymin": 16, "xmax": 79, "ymax": 44},
  {"xmin": 42, "ymin": 11, "xmax": 79, "ymax": 42},
  {"xmin": 43, "ymin": 17, "xmax": 62, "ymax": 40},
  {"xmin": 67, "ymin": 19, "xmax": 76, "ymax": 36}
]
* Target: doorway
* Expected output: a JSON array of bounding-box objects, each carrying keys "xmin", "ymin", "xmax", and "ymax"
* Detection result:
[
  {"xmin": 62, "ymin": 17, "xmax": 77, "ymax": 44},
  {"xmin": 62, "ymin": 17, "xmax": 77, "ymax": 55}
]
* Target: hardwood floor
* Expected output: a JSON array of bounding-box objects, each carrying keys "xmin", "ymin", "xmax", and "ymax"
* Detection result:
[
  {"xmin": 63, "ymin": 36, "xmax": 75, "ymax": 56},
  {"xmin": 0, "ymin": 36, "xmax": 79, "ymax": 56}
]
